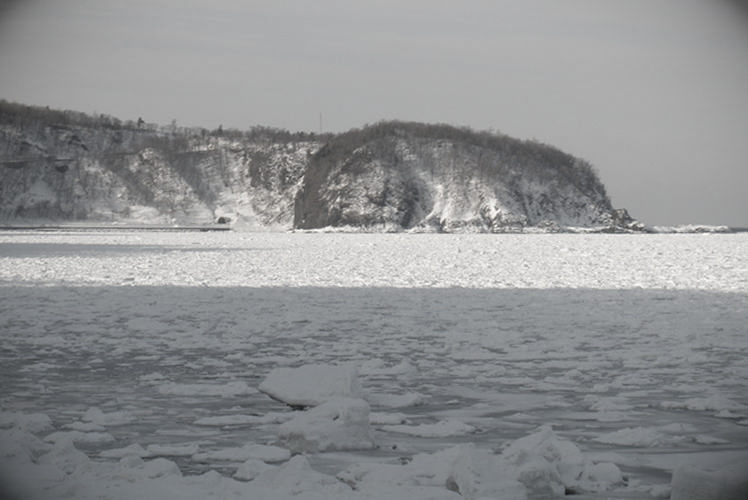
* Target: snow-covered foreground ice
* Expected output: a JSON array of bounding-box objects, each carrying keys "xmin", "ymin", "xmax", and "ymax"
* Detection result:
[{"xmin": 0, "ymin": 231, "xmax": 746, "ymax": 499}]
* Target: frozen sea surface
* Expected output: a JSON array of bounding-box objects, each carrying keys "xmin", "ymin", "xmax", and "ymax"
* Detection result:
[{"xmin": 0, "ymin": 231, "xmax": 746, "ymax": 499}]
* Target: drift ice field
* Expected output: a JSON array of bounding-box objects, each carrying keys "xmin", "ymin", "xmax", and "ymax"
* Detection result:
[{"xmin": 0, "ymin": 231, "xmax": 746, "ymax": 499}]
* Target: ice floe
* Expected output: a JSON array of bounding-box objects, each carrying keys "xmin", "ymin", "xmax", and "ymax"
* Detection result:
[
  {"xmin": 259, "ymin": 363, "xmax": 362, "ymax": 408},
  {"xmin": 156, "ymin": 380, "xmax": 256, "ymax": 397},
  {"xmin": 277, "ymin": 397, "xmax": 375, "ymax": 453},
  {"xmin": 670, "ymin": 459, "xmax": 748, "ymax": 500},
  {"xmin": 193, "ymin": 444, "xmax": 291, "ymax": 463},
  {"xmin": 381, "ymin": 419, "xmax": 476, "ymax": 437},
  {"xmin": 1, "ymin": 231, "xmax": 746, "ymax": 499}
]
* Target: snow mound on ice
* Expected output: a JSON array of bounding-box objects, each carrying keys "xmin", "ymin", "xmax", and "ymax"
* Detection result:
[
  {"xmin": 277, "ymin": 397, "xmax": 375, "ymax": 453},
  {"xmin": 251, "ymin": 455, "xmax": 351, "ymax": 496},
  {"xmin": 670, "ymin": 459, "xmax": 748, "ymax": 500},
  {"xmin": 259, "ymin": 363, "xmax": 362, "ymax": 407},
  {"xmin": 501, "ymin": 425, "xmax": 624, "ymax": 495},
  {"xmin": 117, "ymin": 455, "xmax": 183, "ymax": 480},
  {"xmin": 0, "ymin": 411, "xmax": 53, "ymax": 433},
  {"xmin": 38, "ymin": 438, "xmax": 91, "ymax": 474},
  {"xmin": 233, "ymin": 458, "xmax": 276, "ymax": 481},
  {"xmin": 338, "ymin": 443, "xmax": 525, "ymax": 500}
]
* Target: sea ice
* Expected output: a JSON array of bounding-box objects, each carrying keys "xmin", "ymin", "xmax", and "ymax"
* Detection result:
[
  {"xmin": 37, "ymin": 438, "xmax": 91, "ymax": 474},
  {"xmin": 502, "ymin": 425, "xmax": 624, "ymax": 494},
  {"xmin": 145, "ymin": 443, "xmax": 200, "ymax": 457},
  {"xmin": 44, "ymin": 430, "xmax": 115, "ymax": 445},
  {"xmin": 192, "ymin": 443, "xmax": 290, "ymax": 463},
  {"xmin": 99, "ymin": 443, "xmax": 149, "ymax": 459},
  {"xmin": 194, "ymin": 412, "xmax": 293, "ymax": 426},
  {"xmin": 259, "ymin": 363, "xmax": 362, "ymax": 407},
  {"xmin": 381, "ymin": 419, "xmax": 476, "ymax": 437},
  {"xmin": 156, "ymin": 380, "xmax": 255, "ymax": 397},
  {"xmin": 661, "ymin": 394, "xmax": 746, "ymax": 413},
  {"xmin": 593, "ymin": 427, "xmax": 664, "ymax": 447},
  {"xmin": 233, "ymin": 458, "xmax": 276, "ymax": 481},
  {"xmin": 670, "ymin": 460, "xmax": 748, "ymax": 500},
  {"xmin": 82, "ymin": 407, "xmax": 136, "ymax": 426},
  {"xmin": 338, "ymin": 443, "xmax": 525, "ymax": 500},
  {"xmin": 0, "ymin": 231, "xmax": 746, "ymax": 499},
  {"xmin": 0, "ymin": 412, "xmax": 53, "ymax": 433},
  {"xmin": 277, "ymin": 397, "xmax": 375, "ymax": 453},
  {"xmin": 251, "ymin": 455, "xmax": 351, "ymax": 496},
  {"xmin": 367, "ymin": 391, "xmax": 428, "ymax": 408}
]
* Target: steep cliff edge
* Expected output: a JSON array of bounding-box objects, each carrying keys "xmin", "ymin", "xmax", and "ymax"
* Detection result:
[
  {"xmin": 295, "ymin": 122, "xmax": 639, "ymax": 232},
  {"xmin": 0, "ymin": 101, "xmax": 317, "ymax": 228},
  {"xmin": 1, "ymin": 102, "xmax": 641, "ymax": 231}
]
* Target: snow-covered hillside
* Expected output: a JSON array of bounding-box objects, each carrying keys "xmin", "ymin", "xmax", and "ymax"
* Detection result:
[
  {"xmin": 1, "ymin": 102, "xmax": 641, "ymax": 231},
  {"xmin": 0, "ymin": 103, "xmax": 316, "ymax": 228},
  {"xmin": 295, "ymin": 122, "xmax": 639, "ymax": 232}
]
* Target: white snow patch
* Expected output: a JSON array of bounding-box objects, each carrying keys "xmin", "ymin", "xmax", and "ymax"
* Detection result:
[
  {"xmin": 233, "ymin": 458, "xmax": 277, "ymax": 481},
  {"xmin": 251, "ymin": 455, "xmax": 351, "ymax": 496},
  {"xmin": 502, "ymin": 425, "xmax": 624, "ymax": 495},
  {"xmin": 277, "ymin": 397, "xmax": 375, "ymax": 453},
  {"xmin": 259, "ymin": 363, "xmax": 362, "ymax": 407}
]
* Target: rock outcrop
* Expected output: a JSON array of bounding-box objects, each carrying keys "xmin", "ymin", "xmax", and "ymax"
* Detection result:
[
  {"xmin": 295, "ymin": 122, "xmax": 638, "ymax": 232},
  {"xmin": 0, "ymin": 101, "xmax": 642, "ymax": 232}
]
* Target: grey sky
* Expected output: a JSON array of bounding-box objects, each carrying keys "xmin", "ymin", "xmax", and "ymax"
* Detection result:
[{"xmin": 1, "ymin": 0, "xmax": 747, "ymax": 226}]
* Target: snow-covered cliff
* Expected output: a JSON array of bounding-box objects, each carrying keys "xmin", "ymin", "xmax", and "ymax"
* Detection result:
[
  {"xmin": 0, "ymin": 102, "xmax": 316, "ymax": 228},
  {"xmin": 0, "ymin": 103, "xmax": 641, "ymax": 232},
  {"xmin": 295, "ymin": 122, "xmax": 639, "ymax": 232}
]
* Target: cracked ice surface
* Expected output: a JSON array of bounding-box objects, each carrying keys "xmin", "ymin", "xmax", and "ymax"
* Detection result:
[{"xmin": 0, "ymin": 231, "xmax": 746, "ymax": 499}]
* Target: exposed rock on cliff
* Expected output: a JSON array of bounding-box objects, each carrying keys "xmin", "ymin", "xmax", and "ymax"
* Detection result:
[
  {"xmin": 294, "ymin": 122, "xmax": 637, "ymax": 232},
  {"xmin": 0, "ymin": 101, "xmax": 316, "ymax": 227},
  {"xmin": 0, "ymin": 102, "xmax": 641, "ymax": 232}
]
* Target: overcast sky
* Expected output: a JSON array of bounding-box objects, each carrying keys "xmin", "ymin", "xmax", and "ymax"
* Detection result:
[{"xmin": 1, "ymin": 0, "xmax": 746, "ymax": 226}]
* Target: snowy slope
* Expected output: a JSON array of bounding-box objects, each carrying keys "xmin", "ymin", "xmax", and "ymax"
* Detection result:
[
  {"xmin": 1, "ymin": 104, "xmax": 640, "ymax": 231},
  {"xmin": 0, "ymin": 125, "xmax": 316, "ymax": 227},
  {"xmin": 294, "ymin": 123, "xmax": 639, "ymax": 232}
]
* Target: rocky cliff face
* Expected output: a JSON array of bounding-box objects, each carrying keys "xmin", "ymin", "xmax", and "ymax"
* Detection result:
[
  {"xmin": 0, "ymin": 102, "xmax": 641, "ymax": 232},
  {"xmin": 0, "ymin": 103, "xmax": 316, "ymax": 228},
  {"xmin": 295, "ymin": 122, "xmax": 638, "ymax": 232}
]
